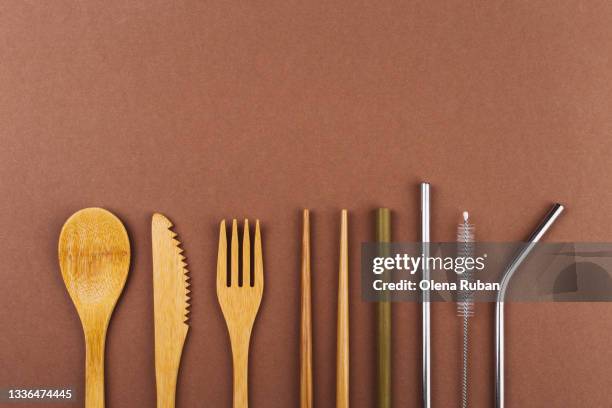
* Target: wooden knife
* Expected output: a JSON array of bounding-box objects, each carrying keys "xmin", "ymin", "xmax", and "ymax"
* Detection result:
[{"xmin": 152, "ymin": 213, "xmax": 190, "ymax": 408}]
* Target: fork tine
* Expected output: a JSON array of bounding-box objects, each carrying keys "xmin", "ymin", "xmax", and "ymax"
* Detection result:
[
  {"xmin": 243, "ymin": 219, "xmax": 251, "ymax": 287},
  {"xmin": 231, "ymin": 219, "xmax": 239, "ymax": 287},
  {"xmin": 254, "ymin": 220, "xmax": 263, "ymax": 287},
  {"xmin": 217, "ymin": 220, "xmax": 227, "ymax": 287}
]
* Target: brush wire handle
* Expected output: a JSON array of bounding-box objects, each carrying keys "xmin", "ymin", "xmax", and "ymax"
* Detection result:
[{"xmin": 84, "ymin": 326, "xmax": 106, "ymax": 408}]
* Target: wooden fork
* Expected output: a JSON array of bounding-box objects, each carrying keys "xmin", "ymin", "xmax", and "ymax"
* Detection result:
[{"xmin": 217, "ymin": 219, "xmax": 264, "ymax": 408}]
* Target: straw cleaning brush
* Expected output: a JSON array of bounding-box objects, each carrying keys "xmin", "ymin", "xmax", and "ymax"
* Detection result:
[{"xmin": 457, "ymin": 211, "xmax": 475, "ymax": 408}]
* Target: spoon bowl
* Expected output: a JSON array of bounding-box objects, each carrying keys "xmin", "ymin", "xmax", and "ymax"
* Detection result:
[{"xmin": 58, "ymin": 207, "xmax": 130, "ymax": 408}]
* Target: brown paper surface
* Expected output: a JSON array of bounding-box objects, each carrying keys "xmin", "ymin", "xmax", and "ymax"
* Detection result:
[{"xmin": 1, "ymin": 1, "xmax": 612, "ymax": 406}]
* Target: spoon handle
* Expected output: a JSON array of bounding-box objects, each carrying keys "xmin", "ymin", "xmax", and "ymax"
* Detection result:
[{"xmin": 85, "ymin": 329, "xmax": 106, "ymax": 408}]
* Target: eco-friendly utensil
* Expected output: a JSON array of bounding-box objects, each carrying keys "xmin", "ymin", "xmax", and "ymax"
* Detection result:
[
  {"xmin": 456, "ymin": 211, "xmax": 475, "ymax": 408},
  {"xmin": 217, "ymin": 219, "xmax": 264, "ymax": 408},
  {"xmin": 152, "ymin": 213, "xmax": 190, "ymax": 408},
  {"xmin": 58, "ymin": 208, "xmax": 130, "ymax": 408},
  {"xmin": 300, "ymin": 210, "xmax": 313, "ymax": 408},
  {"xmin": 376, "ymin": 208, "xmax": 391, "ymax": 408},
  {"xmin": 495, "ymin": 203, "xmax": 564, "ymax": 408},
  {"xmin": 336, "ymin": 210, "xmax": 349, "ymax": 408},
  {"xmin": 420, "ymin": 183, "xmax": 431, "ymax": 408}
]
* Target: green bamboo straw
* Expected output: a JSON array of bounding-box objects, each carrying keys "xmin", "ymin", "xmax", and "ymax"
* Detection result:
[{"xmin": 376, "ymin": 208, "xmax": 391, "ymax": 408}]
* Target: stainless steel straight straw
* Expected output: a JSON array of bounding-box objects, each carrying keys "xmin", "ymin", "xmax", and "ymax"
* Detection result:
[
  {"xmin": 421, "ymin": 182, "xmax": 431, "ymax": 408},
  {"xmin": 495, "ymin": 203, "xmax": 564, "ymax": 408}
]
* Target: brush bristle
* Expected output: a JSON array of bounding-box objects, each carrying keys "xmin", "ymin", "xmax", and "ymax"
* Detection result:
[{"xmin": 457, "ymin": 211, "xmax": 475, "ymax": 317}]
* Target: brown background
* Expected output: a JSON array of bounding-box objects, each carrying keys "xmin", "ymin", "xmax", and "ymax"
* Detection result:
[{"xmin": 1, "ymin": 1, "xmax": 612, "ymax": 407}]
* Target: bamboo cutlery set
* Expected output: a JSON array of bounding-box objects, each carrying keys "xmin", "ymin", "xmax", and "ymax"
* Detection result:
[
  {"xmin": 58, "ymin": 207, "xmax": 347, "ymax": 408},
  {"xmin": 59, "ymin": 208, "xmax": 264, "ymax": 408},
  {"xmin": 57, "ymin": 184, "xmax": 564, "ymax": 408}
]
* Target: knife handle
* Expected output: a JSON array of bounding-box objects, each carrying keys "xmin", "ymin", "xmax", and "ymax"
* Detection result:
[
  {"xmin": 156, "ymin": 371, "xmax": 178, "ymax": 408},
  {"xmin": 154, "ymin": 326, "xmax": 187, "ymax": 408}
]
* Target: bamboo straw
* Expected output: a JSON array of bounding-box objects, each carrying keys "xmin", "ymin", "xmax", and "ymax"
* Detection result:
[
  {"xmin": 376, "ymin": 208, "xmax": 391, "ymax": 408},
  {"xmin": 336, "ymin": 210, "xmax": 349, "ymax": 408},
  {"xmin": 300, "ymin": 209, "xmax": 313, "ymax": 408}
]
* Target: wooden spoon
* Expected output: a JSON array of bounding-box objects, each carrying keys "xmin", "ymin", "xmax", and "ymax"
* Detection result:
[{"xmin": 58, "ymin": 208, "xmax": 130, "ymax": 408}]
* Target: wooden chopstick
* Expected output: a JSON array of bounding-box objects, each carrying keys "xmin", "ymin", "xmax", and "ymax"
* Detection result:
[
  {"xmin": 300, "ymin": 209, "xmax": 313, "ymax": 408},
  {"xmin": 337, "ymin": 209, "xmax": 349, "ymax": 408},
  {"xmin": 376, "ymin": 208, "xmax": 391, "ymax": 408}
]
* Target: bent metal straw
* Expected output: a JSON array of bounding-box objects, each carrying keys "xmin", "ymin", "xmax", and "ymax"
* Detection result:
[{"xmin": 495, "ymin": 203, "xmax": 564, "ymax": 408}]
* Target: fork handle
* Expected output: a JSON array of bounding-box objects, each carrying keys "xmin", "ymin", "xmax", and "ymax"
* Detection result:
[{"xmin": 230, "ymin": 330, "xmax": 252, "ymax": 408}]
